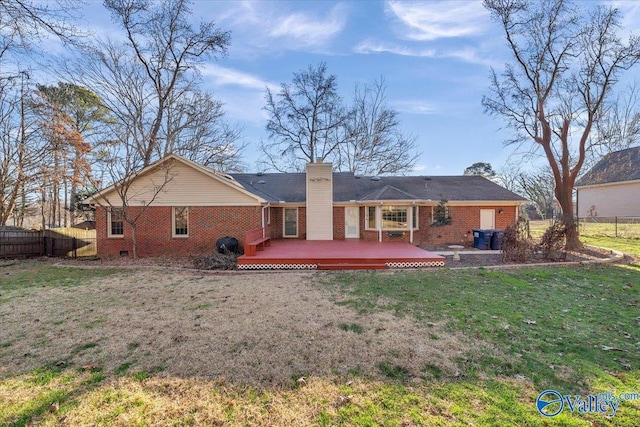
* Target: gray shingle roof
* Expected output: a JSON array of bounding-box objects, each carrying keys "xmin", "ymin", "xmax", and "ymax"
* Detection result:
[
  {"xmin": 576, "ymin": 146, "xmax": 640, "ymax": 187},
  {"xmin": 231, "ymin": 172, "xmax": 526, "ymax": 203}
]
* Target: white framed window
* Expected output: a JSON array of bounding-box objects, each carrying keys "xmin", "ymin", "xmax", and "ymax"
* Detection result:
[
  {"xmin": 173, "ymin": 206, "xmax": 189, "ymax": 237},
  {"xmin": 107, "ymin": 207, "xmax": 124, "ymax": 238},
  {"xmin": 283, "ymin": 207, "xmax": 298, "ymax": 237},
  {"xmin": 381, "ymin": 206, "xmax": 408, "ymax": 229},
  {"xmin": 365, "ymin": 205, "xmax": 419, "ymax": 231},
  {"xmin": 365, "ymin": 206, "xmax": 377, "ymax": 230}
]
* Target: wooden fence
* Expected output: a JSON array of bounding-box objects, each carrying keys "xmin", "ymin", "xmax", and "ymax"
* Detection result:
[{"xmin": 0, "ymin": 228, "xmax": 97, "ymax": 258}]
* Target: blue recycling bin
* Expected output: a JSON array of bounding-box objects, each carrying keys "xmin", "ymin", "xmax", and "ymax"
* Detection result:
[
  {"xmin": 473, "ymin": 229, "xmax": 493, "ymax": 250},
  {"xmin": 490, "ymin": 229, "xmax": 505, "ymax": 250}
]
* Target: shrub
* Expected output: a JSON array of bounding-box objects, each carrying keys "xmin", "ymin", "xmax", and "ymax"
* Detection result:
[
  {"xmin": 539, "ymin": 220, "xmax": 567, "ymax": 261},
  {"xmin": 193, "ymin": 252, "xmax": 238, "ymax": 270},
  {"xmin": 502, "ymin": 218, "xmax": 535, "ymax": 262}
]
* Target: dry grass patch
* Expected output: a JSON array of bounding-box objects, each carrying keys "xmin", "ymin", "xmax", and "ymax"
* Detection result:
[{"xmin": 1, "ymin": 264, "xmax": 476, "ymax": 386}]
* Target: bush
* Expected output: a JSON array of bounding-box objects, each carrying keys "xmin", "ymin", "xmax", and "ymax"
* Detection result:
[
  {"xmin": 539, "ymin": 220, "xmax": 567, "ymax": 261},
  {"xmin": 502, "ymin": 218, "xmax": 535, "ymax": 262},
  {"xmin": 193, "ymin": 251, "xmax": 238, "ymax": 270}
]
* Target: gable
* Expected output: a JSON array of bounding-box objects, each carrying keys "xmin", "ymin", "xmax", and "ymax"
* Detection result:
[{"xmin": 94, "ymin": 157, "xmax": 263, "ymax": 207}]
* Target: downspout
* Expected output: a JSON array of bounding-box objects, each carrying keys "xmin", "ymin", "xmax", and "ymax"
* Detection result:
[
  {"xmin": 261, "ymin": 203, "xmax": 270, "ymax": 237},
  {"xmin": 409, "ymin": 202, "xmax": 415, "ymax": 245},
  {"xmin": 378, "ymin": 202, "xmax": 383, "ymax": 242}
]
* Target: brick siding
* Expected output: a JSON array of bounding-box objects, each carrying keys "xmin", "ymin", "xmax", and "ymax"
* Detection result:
[
  {"xmin": 97, "ymin": 204, "xmax": 518, "ymax": 257},
  {"xmin": 96, "ymin": 205, "xmax": 262, "ymax": 258}
]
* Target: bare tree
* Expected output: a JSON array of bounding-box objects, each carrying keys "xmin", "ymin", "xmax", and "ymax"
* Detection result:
[
  {"xmin": 517, "ymin": 167, "xmax": 557, "ymax": 219},
  {"xmin": 76, "ymin": 0, "xmax": 232, "ymax": 167},
  {"xmin": 0, "ymin": 74, "xmax": 30, "ymax": 225},
  {"xmin": 90, "ymin": 136, "xmax": 175, "ymax": 259},
  {"xmin": 591, "ymin": 81, "xmax": 640, "ymax": 157},
  {"xmin": 336, "ymin": 78, "xmax": 420, "ymax": 175},
  {"xmin": 0, "ymin": 0, "xmax": 83, "ymax": 65},
  {"xmin": 262, "ymin": 62, "xmax": 350, "ymax": 171},
  {"xmin": 483, "ymin": 0, "xmax": 640, "ymax": 249},
  {"xmin": 162, "ymin": 90, "xmax": 246, "ymax": 172}
]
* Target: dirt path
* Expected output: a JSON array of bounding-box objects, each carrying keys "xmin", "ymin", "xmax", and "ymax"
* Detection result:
[{"xmin": 1, "ymin": 269, "xmax": 472, "ymax": 386}]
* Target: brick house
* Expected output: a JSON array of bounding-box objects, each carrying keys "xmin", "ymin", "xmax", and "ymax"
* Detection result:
[{"xmin": 89, "ymin": 154, "xmax": 525, "ymax": 257}]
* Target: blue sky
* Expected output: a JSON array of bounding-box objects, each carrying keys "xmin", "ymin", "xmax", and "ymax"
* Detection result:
[{"xmin": 70, "ymin": 0, "xmax": 640, "ymax": 175}]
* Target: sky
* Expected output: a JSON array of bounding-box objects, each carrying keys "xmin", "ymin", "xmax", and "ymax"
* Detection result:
[{"xmin": 56, "ymin": 1, "xmax": 640, "ymax": 175}]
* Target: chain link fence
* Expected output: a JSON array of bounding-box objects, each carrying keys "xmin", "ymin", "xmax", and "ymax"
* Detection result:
[{"xmin": 528, "ymin": 217, "xmax": 640, "ymax": 239}]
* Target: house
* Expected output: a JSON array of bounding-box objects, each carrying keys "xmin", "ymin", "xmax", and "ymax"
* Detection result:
[
  {"xmin": 89, "ymin": 154, "xmax": 526, "ymax": 258},
  {"xmin": 576, "ymin": 146, "xmax": 640, "ymax": 218}
]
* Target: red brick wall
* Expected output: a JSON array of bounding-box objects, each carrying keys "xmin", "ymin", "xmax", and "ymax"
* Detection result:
[
  {"xmin": 263, "ymin": 206, "xmax": 306, "ymax": 240},
  {"xmin": 427, "ymin": 205, "xmax": 518, "ymax": 246},
  {"xmin": 356, "ymin": 204, "xmax": 518, "ymax": 246},
  {"xmin": 333, "ymin": 207, "xmax": 345, "ymax": 240},
  {"xmin": 96, "ymin": 205, "xmax": 262, "ymax": 258},
  {"xmin": 96, "ymin": 204, "xmax": 519, "ymax": 257}
]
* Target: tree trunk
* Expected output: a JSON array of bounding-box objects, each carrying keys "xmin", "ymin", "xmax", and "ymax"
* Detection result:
[
  {"xmin": 556, "ymin": 185, "xmax": 581, "ymax": 250},
  {"xmin": 131, "ymin": 222, "xmax": 138, "ymax": 259}
]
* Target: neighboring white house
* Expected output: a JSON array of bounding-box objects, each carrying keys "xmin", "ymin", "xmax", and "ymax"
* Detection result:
[{"xmin": 576, "ymin": 146, "xmax": 640, "ymax": 218}]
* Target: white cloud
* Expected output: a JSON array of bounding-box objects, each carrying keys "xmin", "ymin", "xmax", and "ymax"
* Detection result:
[
  {"xmin": 613, "ymin": 2, "xmax": 640, "ymax": 39},
  {"xmin": 386, "ymin": 0, "xmax": 490, "ymax": 41},
  {"xmin": 268, "ymin": 4, "xmax": 348, "ymax": 47},
  {"xmin": 354, "ymin": 39, "xmax": 435, "ymax": 57},
  {"xmin": 392, "ymin": 100, "xmax": 439, "ymax": 115},
  {"xmin": 200, "ymin": 64, "xmax": 279, "ymax": 93},
  {"xmin": 217, "ymin": 1, "xmax": 348, "ymax": 52}
]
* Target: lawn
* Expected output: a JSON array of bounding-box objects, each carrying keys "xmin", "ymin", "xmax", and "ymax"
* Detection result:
[{"xmin": 1, "ymin": 254, "xmax": 639, "ymax": 426}]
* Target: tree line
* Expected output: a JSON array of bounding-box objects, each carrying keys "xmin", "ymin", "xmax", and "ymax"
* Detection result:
[
  {"xmin": 2, "ymin": 0, "xmax": 640, "ymax": 252},
  {"xmin": 0, "ymin": 0, "xmax": 420, "ymax": 229}
]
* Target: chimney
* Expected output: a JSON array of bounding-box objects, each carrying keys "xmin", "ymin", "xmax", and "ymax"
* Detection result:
[{"xmin": 306, "ymin": 161, "xmax": 333, "ymax": 240}]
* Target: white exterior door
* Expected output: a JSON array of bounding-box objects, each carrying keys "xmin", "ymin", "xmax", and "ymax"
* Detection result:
[
  {"xmin": 345, "ymin": 207, "xmax": 359, "ymax": 238},
  {"xmin": 480, "ymin": 209, "xmax": 496, "ymax": 229}
]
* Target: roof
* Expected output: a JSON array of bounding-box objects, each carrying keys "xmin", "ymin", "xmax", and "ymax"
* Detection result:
[
  {"xmin": 88, "ymin": 154, "xmax": 264, "ymax": 204},
  {"xmin": 577, "ymin": 146, "xmax": 640, "ymax": 187},
  {"xmin": 231, "ymin": 172, "xmax": 526, "ymax": 203}
]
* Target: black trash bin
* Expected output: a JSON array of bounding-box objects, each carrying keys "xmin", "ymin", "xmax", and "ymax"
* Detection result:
[
  {"xmin": 490, "ymin": 230, "xmax": 504, "ymax": 250},
  {"xmin": 216, "ymin": 236, "xmax": 239, "ymax": 254},
  {"xmin": 473, "ymin": 229, "xmax": 480, "ymax": 248},
  {"xmin": 473, "ymin": 229, "xmax": 493, "ymax": 250}
]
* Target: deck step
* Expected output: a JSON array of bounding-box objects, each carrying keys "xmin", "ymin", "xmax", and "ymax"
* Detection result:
[{"xmin": 317, "ymin": 263, "xmax": 387, "ymax": 270}]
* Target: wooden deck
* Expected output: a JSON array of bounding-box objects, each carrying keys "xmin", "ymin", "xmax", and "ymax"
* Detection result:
[{"xmin": 237, "ymin": 240, "xmax": 445, "ymax": 270}]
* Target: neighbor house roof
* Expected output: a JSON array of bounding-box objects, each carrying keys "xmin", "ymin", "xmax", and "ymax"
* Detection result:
[
  {"xmin": 231, "ymin": 172, "xmax": 526, "ymax": 203},
  {"xmin": 577, "ymin": 146, "xmax": 640, "ymax": 187}
]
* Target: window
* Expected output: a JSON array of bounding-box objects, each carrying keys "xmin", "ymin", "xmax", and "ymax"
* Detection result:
[
  {"xmin": 173, "ymin": 207, "xmax": 189, "ymax": 237},
  {"xmin": 108, "ymin": 207, "xmax": 124, "ymax": 237},
  {"xmin": 366, "ymin": 205, "xmax": 418, "ymax": 230},
  {"xmin": 381, "ymin": 206, "xmax": 407, "ymax": 229},
  {"xmin": 366, "ymin": 206, "xmax": 377, "ymax": 230}
]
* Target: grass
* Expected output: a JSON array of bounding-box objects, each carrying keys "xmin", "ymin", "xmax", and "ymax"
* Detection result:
[
  {"xmin": 329, "ymin": 264, "xmax": 640, "ymax": 393},
  {"xmin": 2, "ymin": 257, "xmax": 640, "ymax": 425},
  {"xmin": 528, "ymin": 219, "xmax": 640, "ymax": 239},
  {"xmin": 0, "ymin": 261, "xmax": 118, "ymax": 292},
  {"xmin": 338, "ymin": 322, "xmax": 365, "ymax": 334}
]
